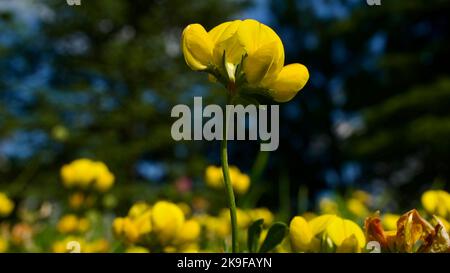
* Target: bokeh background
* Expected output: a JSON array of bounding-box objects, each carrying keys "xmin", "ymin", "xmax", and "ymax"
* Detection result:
[{"xmin": 1, "ymin": 0, "xmax": 449, "ymax": 246}]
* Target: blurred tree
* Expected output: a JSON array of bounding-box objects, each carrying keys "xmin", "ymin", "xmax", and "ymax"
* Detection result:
[
  {"xmin": 270, "ymin": 0, "xmax": 450, "ymax": 209},
  {"xmin": 0, "ymin": 0, "xmax": 249, "ymax": 201}
]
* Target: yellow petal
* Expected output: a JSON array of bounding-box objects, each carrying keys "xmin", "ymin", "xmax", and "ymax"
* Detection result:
[
  {"xmin": 267, "ymin": 63, "xmax": 309, "ymax": 102},
  {"xmin": 208, "ymin": 20, "xmax": 241, "ymax": 45},
  {"xmin": 151, "ymin": 201, "xmax": 185, "ymax": 243},
  {"xmin": 213, "ymin": 33, "xmax": 246, "ymax": 81},
  {"xmin": 290, "ymin": 216, "xmax": 314, "ymax": 252},
  {"xmin": 336, "ymin": 235, "xmax": 361, "ymax": 253},
  {"xmin": 237, "ymin": 19, "xmax": 284, "ymax": 61},
  {"xmin": 237, "ymin": 19, "xmax": 284, "ymax": 85},
  {"xmin": 308, "ymin": 214, "xmax": 337, "ymax": 235},
  {"xmin": 181, "ymin": 24, "xmax": 214, "ymax": 71},
  {"xmin": 326, "ymin": 217, "xmax": 366, "ymax": 249},
  {"xmin": 421, "ymin": 190, "xmax": 450, "ymax": 218},
  {"xmin": 243, "ymin": 41, "xmax": 279, "ymax": 85}
]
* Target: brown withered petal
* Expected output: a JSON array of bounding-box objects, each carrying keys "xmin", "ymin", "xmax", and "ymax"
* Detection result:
[
  {"xmin": 364, "ymin": 212, "xmax": 389, "ymax": 251},
  {"xmin": 419, "ymin": 216, "xmax": 450, "ymax": 253},
  {"xmin": 396, "ymin": 209, "xmax": 435, "ymax": 253}
]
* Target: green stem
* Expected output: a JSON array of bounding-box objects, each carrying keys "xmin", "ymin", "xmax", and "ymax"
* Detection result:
[{"xmin": 221, "ymin": 95, "xmax": 238, "ymax": 253}]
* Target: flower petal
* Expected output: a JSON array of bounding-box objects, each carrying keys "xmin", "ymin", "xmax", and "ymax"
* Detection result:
[
  {"xmin": 208, "ymin": 20, "xmax": 241, "ymax": 45},
  {"xmin": 326, "ymin": 217, "xmax": 366, "ymax": 249},
  {"xmin": 181, "ymin": 24, "xmax": 214, "ymax": 71},
  {"xmin": 308, "ymin": 214, "xmax": 336, "ymax": 235},
  {"xmin": 267, "ymin": 63, "xmax": 309, "ymax": 102},
  {"xmin": 289, "ymin": 216, "xmax": 314, "ymax": 252},
  {"xmin": 243, "ymin": 41, "xmax": 279, "ymax": 85}
]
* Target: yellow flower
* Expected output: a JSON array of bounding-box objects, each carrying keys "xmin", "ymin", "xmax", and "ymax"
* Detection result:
[
  {"xmin": 325, "ymin": 216, "xmax": 365, "ymax": 250},
  {"xmin": 382, "ymin": 213, "xmax": 400, "ymax": 231},
  {"xmin": 177, "ymin": 202, "xmax": 192, "ymax": 217},
  {"xmin": 125, "ymin": 246, "xmax": 150, "ymax": 253},
  {"xmin": 0, "ymin": 192, "xmax": 14, "ymax": 217},
  {"xmin": 52, "ymin": 237, "xmax": 85, "ymax": 253},
  {"xmin": 77, "ymin": 218, "xmax": 90, "ymax": 233},
  {"xmin": 84, "ymin": 239, "xmax": 109, "ymax": 253},
  {"xmin": 128, "ymin": 202, "xmax": 151, "ymax": 219},
  {"xmin": 229, "ymin": 166, "xmax": 251, "ymax": 195},
  {"xmin": 0, "ymin": 237, "xmax": 8, "ymax": 253},
  {"xmin": 151, "ymin": 201, "xmax": 185, "ymax": 244},
  {"xmin": 319, "ymin": 198, "xmax": 338, "ymax": 214},
  {"xmin": 68, "ymin": 192, "xmax": 85, "ymax": 210},
  {"xmin": 421, "ymin": 190, "xmax": 450, "ymax": 218},
  {"xmin": 352, "ymin": 190, "xmax": 372, "ymax": 204},
  {"xmin": 113, "ymin": 217, "xmax": 140, "ymax": 243},
  {"xmin": 57, "ymin": 214, "xmax": 79, "ymax": 234},
  {"xmin": 92, "ymin": 162, "xmax": 115, "ymax": 192},
  {"xmin": 174, "ymin": 219, "xmax": 201, "ymax": 245},
  {"xmin": 289, "ymin": 216, "xmax": 319, "ymax": 252},
  {"xmin": 220, "ymin": 208, "xmax": 251, "ymax": 229},
  {"xmin": 248, "ymin": 208, "xmax": 274, "ymax": 226},
  {"xmin": 200, "ymin": 215, "xmax": 230, "ymax": 238},
  {"xmin": 60, "ymin": 159, "xmax": 115, "ymax": 192},
  {"xmin": 181, "ymin": 19, "xmax": 309, "ymax": 102},
  {"xmin": 290, "ymin": 214, "xmax": 365, "ymax": 253},
  {"xmin": 346, "ymin": 198, "xmax": 369, "ymax": 218},
  {"xmin": 205, "ymin": 165, "xmax": 223, "ymax": 189},
  {"xmin": 205, "ymin": 165, "xmax": 250, "ymax": 195}
]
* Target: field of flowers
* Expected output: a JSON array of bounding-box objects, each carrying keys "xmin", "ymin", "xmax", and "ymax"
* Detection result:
[
  {"xmin": 1, "ymin": 1, "xmax": 449, "ymax": 256},
  {"xmin": 0, "ymin": 158, "xmax": 449, "ymax": 253}
]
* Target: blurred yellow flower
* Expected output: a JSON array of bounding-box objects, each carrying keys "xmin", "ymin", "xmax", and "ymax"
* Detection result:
[
  {"xmin": 84, "ymin": 239, "xmax": 109, "ymax": 253},
  {"xmin": 0, "ymin": 237, "xmax": 8, "ymax": 253},
  {"xmin": 0, "ymin": 192, "xmax": 14, "ymax": 217},
  {"xmin": 177, "ymin": 202, "xmax": 192, "ymax": 217},
  {"xmin": 182, "ymin": 19, "xmax": 309, "ymax": 102},
  {"xmin": 220, "ymin": 208, "xmax": 251, "ymax": 229},
  {"xmin": 205, "ymin": 165, "xmax": 250, "ymax": 195},
  {"xmin": 346, "ymin": 198, "xmax": 369, "ymax": 218},
  {"xmin": 60, "ymin": 159, "xmax": 115, "ymax": 192},
  {"xmin": 57, "ymin": 214, "xmax": 90, "ymax": 234},
  {"xmin": 352, "ymin": 190, "xmax": 372, "ymax": 205},
  {"xmin": 68, "ymin": 192, "xmax": 85, "ymax": 210},
  {"xmin": 174, "ymin": 219, "xmax": 201, "ymax": 245},
  {"xmin": 125, "ymin": 246, "xmax": 150, "ymax": 253},
  {"xmin": 382, "ymin": 213, "xmax": 400, "ymax": 231},
  {"xmin": 319, "ymin": 198, "xmax": 338, "ymax": 214},
  {"xmin": 248, "ymin": 208, "xmax": 274, "ymax": 227},
  {"xmin": 421, "ymin": 190, "xmax": 450, "ymax": 218},
  {"xmin": 151, "ymin": 201, "xmax": 185, "ymax": 244},
  {"xmin": 113, "ymin": 217, "xmax": 140, "ymax": 243}
]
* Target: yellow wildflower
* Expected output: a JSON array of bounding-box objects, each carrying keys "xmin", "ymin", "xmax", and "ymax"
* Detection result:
[
  {"xmin": 174, "ymin": 219, "xmax": 201, "ymax": 245},
  {"xmin": 346, "ymin": 198, "xmax": 369, "ymax": 218},
  {"xmin": 151, "ymin": 201, "xmax": 185, "ymax": 244},
  {"xmin": 290, "ymin": 214, "xmax": 365, "ymax": 253},
  {"xmin": 0, "ymin": 237, "xmax": 8, "ymax": 253},
  {"xmin": 125, "ymin": 246, "xmax": 150, "ymax": 253},
  {"xmin": 182, "ymin": 19, "xmax": 309, "ymax": 102},
  {"xmin": 421, "ymin": 190, "xmax": 450, "ymax": 218},
  {"xmin": 248, "ymin": 208, "xmax": 274, "ymax": 227},
  {"xmin": 60, "ymin": 159, "xmax": 115, "ymax": 192},
  {"xmin": 382, "ymin": 213, "xmax": 400, "ymax": 231},
  {"xmin": 205, "ymin": 165, "xmax": 250, "ymax": 195},
  {"xmin": 0, "ymin": 192, "xmax": 14, "ymax": 217}
]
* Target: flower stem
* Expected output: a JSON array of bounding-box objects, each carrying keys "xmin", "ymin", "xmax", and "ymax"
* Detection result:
[{"xmin": 221, "ymin": 95, "xmax": 238, "ymax": 253}]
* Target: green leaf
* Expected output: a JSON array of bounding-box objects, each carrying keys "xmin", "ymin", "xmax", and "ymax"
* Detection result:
[
  {"xmin": 258, "ymin": 222, "xmax": 288, "ymax": 253},
  {"xmin": 247, "ymin": 219, "xmax": 264, "ymax": 253}
]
